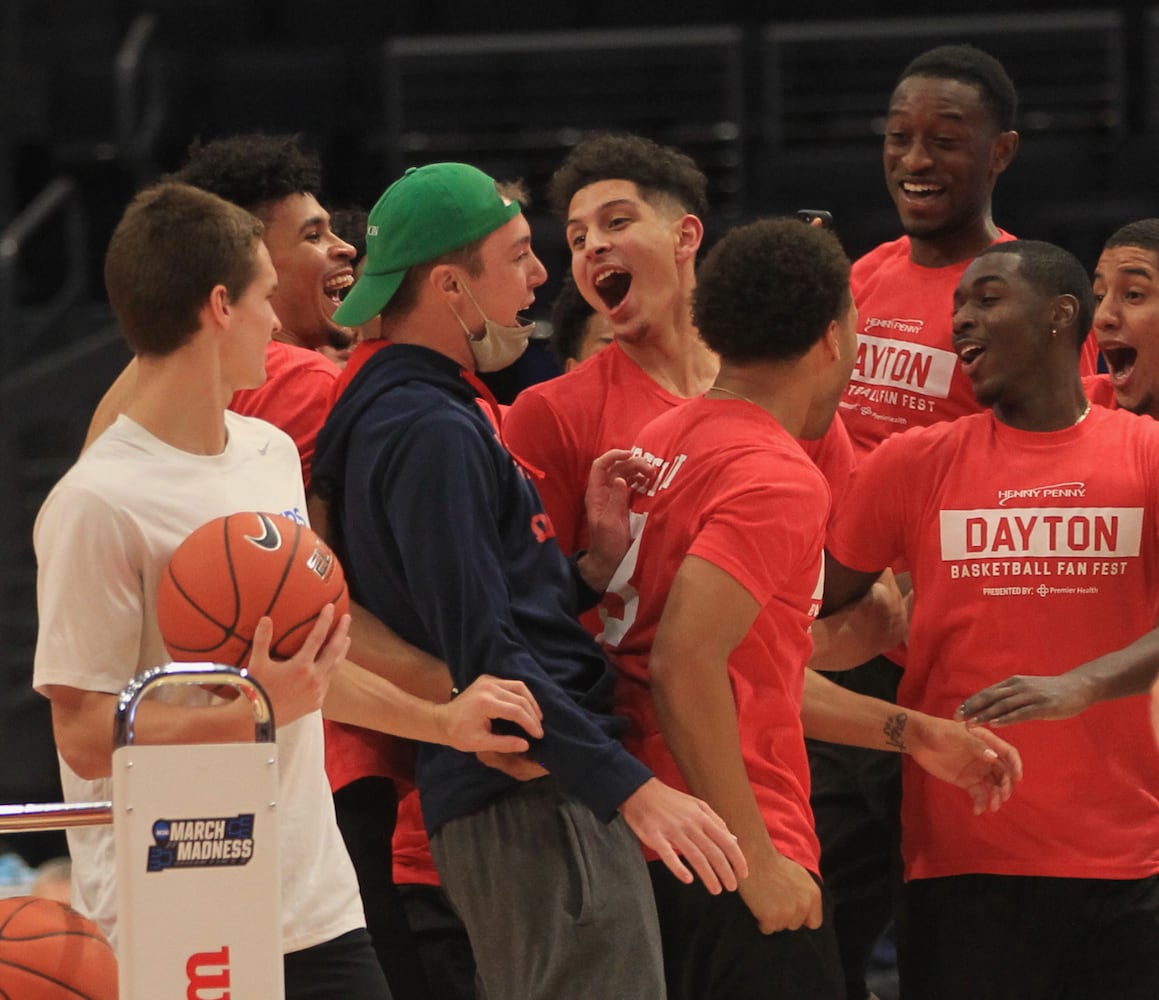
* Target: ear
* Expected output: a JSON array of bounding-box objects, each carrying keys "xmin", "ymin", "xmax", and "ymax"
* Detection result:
[
  {"xmin": 991, "ymin": 129, "xmax": 1019, "ymax": 177},
  {"xmin": 674, "ymin": 213, "xmax": 704, "ymax": 264},
  {"xmin": 199, "ymin": 284, "xmax": 231, "ymax": 331},
  {"xmin": 821, "ymin": 318, "xmax": 844, "ymax": 363},
  {"xmin": 1050, "ymin": 293, "xmax": 1079, "ymax": 334},
  {"xmin": 429, "ymin": 263, "xmax": 460, "ymax": 300}
]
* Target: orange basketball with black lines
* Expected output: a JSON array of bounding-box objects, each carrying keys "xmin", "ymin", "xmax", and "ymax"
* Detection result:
[
  {"xmin": 156, "ymin": 511, "xmax": 349, "ymax": 667},
  {"xmin": 0, "ymin": 896, "xmax": 117, "ymax": 999}
]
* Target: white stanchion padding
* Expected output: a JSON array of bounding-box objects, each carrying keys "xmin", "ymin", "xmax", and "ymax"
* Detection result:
[{"xmin": 112, "ymin": 665, "xmax": 283, "ymax": 1000}]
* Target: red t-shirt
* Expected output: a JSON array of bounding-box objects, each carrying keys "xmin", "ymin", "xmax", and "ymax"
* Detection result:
[
  {"xmin": 602, "ymin": 397, "xmax": 828, "ymax": 874},
  {"xmin": 229, "ymin": 340, "xmax": 339, "ymax": 489},
  {"xmin": 842, "ymin": 234, "xmax": 1101, "ymax": 457},
  {"xmin": 504, "ymin": 342, "xmax": 694, "ymax": 556},
  {"xmin": 392, "ymin": 783, "xmax": 439, "ymax": 887},
  {"xmin": 829, "ymin": 406, "xmax": 1159, "ymax": 881},
  {"xmin": 505, "ymin": 340, "xmax": 855, "ymax": 556}
]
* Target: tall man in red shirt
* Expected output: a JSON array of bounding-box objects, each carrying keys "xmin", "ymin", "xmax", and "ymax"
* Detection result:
[
  {"xmin": 827, "ymin": 239, "xmax": 1159, "ymax": 1000},
  {"xmin": 600, "ymin": 217, "xmax": 1020, "ymax": 1000},
  {"xmin": 839, "ymin": 45, "xmax": 1021, "ymax": 451},
  {"xmin": 820, "ymin": 43, "xmax": 1105, "ymax": 997},
  {"xmin": 962, "ymin": 220, "xmax": 1159, "ymax": 736},
  {"xmin": 816, "ymin": 46, "xmax": 1026, "ymax": 997},
  {"xmin": 956, "ymin": 220, "xmax": 1159, "ymax": 733},
  {"xmin": 504, "ymin": 133, "xmax": 727, "ymax": 557}
]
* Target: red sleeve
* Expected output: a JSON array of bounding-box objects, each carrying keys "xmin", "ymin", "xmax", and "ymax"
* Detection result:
[
  {"xmin": 230, "ymin": 354, "xmax": 338, "ymax": 490},
  {"xmin": 799, "ymin": 416, "xmax": 856, "ymax": 522},
  {"xmin": 827, "ymin": 433, "xmax": 912, "ymax": 574},
  {"xmin": 503, "ymin": 389, "xmax": 587, "ymax": 555}
]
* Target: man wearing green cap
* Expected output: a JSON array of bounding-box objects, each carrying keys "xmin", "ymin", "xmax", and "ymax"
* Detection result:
[{"xmin": 311, "ymin": 162, "xmax": 748, "ymax": 999}]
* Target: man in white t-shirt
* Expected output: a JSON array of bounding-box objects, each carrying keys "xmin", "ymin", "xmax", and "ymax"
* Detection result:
[{"xmin": 32, "ymin": 182, "xmax": 543, "ymax": 998}]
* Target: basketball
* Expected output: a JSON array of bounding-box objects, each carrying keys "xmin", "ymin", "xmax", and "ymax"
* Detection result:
[
  {"xmin": 0, "ymin": 896, "xmax": 117, "ymax": 999},
  {"xmin": 156, "ymin": 511, "xmax": 349, "ymax": 667}
]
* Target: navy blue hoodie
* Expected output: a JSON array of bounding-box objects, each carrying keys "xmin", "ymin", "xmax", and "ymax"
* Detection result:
[{"xmin": 312, "ymin": 343, "xmax": 652, "ymax": 833}]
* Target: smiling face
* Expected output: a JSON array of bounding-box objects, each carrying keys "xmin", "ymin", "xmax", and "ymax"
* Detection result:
[
  {"xmin": 564, "ymin": 179, "xmax": 696, "ymax": 344},
  {"xmin": 260, "ymin": 193, "xmax": 356, "ymax": 353},
  {"xmin": 884, "ymin": 75, "xmax": 1016, "ymax": 264},
  {"xmin": 455, "ymin": 212, "xmax": 548, "ymax": 333},
  {"xmin": 952, "ymin": 251, "xmax": 1053, "ymax": 411},
  {"xmin": 1092, "ymin": 244, "xmax": 1159, "ymax": 420}
]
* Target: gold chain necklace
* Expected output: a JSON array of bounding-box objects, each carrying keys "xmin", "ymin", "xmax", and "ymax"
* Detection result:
[{"xmin": 709, "ymin": 384, "xmax": 757, "ymax": 406}]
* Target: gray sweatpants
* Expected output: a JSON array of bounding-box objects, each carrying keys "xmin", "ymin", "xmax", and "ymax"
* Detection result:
[{"xmin": 430, "ymin": 777, "xmax": 665, "ymax": 1000}]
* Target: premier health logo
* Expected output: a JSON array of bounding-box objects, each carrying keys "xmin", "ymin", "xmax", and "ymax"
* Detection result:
[{"xmin": 147, "ymin": 814, "xmax": 256, "ymax": 873}]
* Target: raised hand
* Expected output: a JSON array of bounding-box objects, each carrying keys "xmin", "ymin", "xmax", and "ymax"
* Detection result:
[{"xmin": 580, "ymin": 448, "xmax": 653, "ymax": 591}]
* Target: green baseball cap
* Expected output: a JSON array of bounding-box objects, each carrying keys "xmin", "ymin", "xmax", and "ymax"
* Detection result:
[{"xmin": 333, "ymin": 162, "xmax": 522, "ymax": 327}]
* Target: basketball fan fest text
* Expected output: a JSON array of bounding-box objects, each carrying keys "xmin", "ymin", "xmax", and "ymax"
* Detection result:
[
  {"xmin": 940, "ymin": 489, "xmax": 1141, "ymax": 597},
  {"xmin": 842, "ymin": 329, "xmax": 953, "ymax": 419}
]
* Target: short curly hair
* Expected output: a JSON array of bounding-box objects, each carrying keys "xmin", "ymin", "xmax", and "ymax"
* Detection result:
[
  {"xmin": 168, "ymin": 133, "xmax": 321, "ymax": 217},
  {"xmin": 548, "ymin": 132, "xmax": 708, "ymax": 218},
  {"xmin": 694, "ymin": 218, "xmax": 851, "ymax": 364},
  {"xmin": 972, "ymin": 240, "xmax": 1094, "ymax": 346}
]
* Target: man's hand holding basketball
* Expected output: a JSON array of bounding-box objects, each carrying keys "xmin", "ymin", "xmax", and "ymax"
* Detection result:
[{"xmin": 247, "ymin": 603, "xmax": 351, "ymax": 725}]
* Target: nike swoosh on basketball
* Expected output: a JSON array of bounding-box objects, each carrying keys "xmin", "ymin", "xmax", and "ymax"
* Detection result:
[{"xmin": 243, "ymin": 512, "xmax": 282, "ymax": 551}]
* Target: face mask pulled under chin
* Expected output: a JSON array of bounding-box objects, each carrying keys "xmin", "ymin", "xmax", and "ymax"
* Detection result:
[{"xmin": 449, "ymin": 281, "xmax": 536, "ymax": 373}]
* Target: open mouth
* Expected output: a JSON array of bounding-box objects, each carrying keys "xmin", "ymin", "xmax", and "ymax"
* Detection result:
[
  {"xmin": 323, "ymin": 273, "xmax": 354, "ymax": 305},
  {"xmin": 593, "ymin": 268, "xmax": 631, "ymax": 310},
  {"xmin": 1101, "ymin": 344, "xmax": 1137, "ymax": 386},
  {"xmin": 957, "ymin": 343, "xmax": 986, "ymax": 373},
  {"xmin": 900, "ymin": 181, "xmax": 944, "ymax": 200}
]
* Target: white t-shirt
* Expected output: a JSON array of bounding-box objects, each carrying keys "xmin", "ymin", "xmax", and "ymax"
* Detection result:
[{"xmin": 33, "ymin": 412, "xmax": 364, "ymax": 953}]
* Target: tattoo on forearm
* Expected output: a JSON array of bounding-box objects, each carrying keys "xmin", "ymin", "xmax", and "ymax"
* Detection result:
[{"xmin": 883, "ymin": 712, "xmax": 908, "ymax": 752}]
